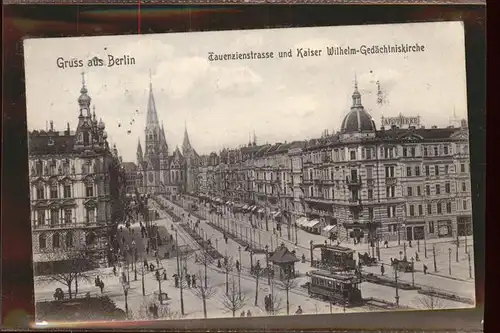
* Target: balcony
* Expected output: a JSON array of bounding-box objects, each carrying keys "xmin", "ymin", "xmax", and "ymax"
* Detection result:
[
  {"xmin": 385, "ymin": 177, "xmax": 397, "ymax": 186},
  {"xmin": 304, "ymin": 195, "xmax": 332, "ymax": 204},
  {"xmin": 346, "ymin": 176, "xmax": 362, "ymax": 187},
  {"xmin": 32, "ymin": 221, "xmax": 103, "ymax": 230}
]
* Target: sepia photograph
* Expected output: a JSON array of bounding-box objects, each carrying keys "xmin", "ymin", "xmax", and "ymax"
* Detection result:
[{"xmin": 23, "ymin": 21, "xmax": 475, "ymax": 323}]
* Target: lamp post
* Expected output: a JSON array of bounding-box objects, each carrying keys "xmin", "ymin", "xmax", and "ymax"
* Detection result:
[
  {"xmin": 175, "ymin": 229, "xmax": 185, "ymax": 315},
  {"xmin": 411, "ymin": 257, "xmax": 415, "ymax": 287},
  {"xmin": 238, "ymin": 246, "xmax": 242, "ymax": 299},
  {"xmin": 294, "ymin": 222, "xmax": 298, "ymax": 246},
  {"xmin": 448, "ymin": 248, "xmax": 452, "ymax": 275},
  {"xmin": 394, "ymin": 266, "xmax": 399, "ymax": 307},
  {"xmin": 265, "ymin": 245, "xmax": 271, "ymax": 285},
  {"xmin": 468, "ymin": 252, "xmax": 472, "ymax": 279},
  {"xmin": 122, "ymin": 280, "xmax": 130, "ymax": 316}
]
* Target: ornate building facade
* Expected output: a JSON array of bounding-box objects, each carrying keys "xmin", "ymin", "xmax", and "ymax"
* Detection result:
[
  {"xmin": 136, "ymin": 80, "xmax": 199, "ymax": 197},
  {"xmin": 28, "ymin": 77, "xmax": 126, "ymax": 275},
  {"xmin": 196, "ymin": 81, "xmax": 472, "ymax": 242}
]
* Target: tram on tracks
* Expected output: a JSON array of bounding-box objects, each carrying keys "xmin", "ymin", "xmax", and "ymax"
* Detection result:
[
  {"xmin": 309, "ymin": 241, "xmax": 357, "ymax": 271},
  {"xmin": 307, "ymin": 270, "xmax": 364, "ymax": 307}
]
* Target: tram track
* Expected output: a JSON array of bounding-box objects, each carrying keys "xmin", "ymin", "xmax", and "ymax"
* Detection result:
[{"xmin": 153, "ymin": 198, "xmax": 403, "ymax": 312}]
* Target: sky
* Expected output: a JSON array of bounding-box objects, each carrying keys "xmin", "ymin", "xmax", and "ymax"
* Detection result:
[{"xmin": 24, "ymin": 21, "xmax": 468, "ymax": 163}]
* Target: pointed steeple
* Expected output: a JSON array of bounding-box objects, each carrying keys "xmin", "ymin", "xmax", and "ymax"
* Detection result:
[
  {"xmin": 137, "ymin": 138, "xmax": 143, "ymax": 164},
  {"xmin": 146, "ymin": 71, "xmax": 160, "ymax": 129},
  {"xmin": 182, "ymin": 121, "xmax": 192, "ymax": 155},
  {"xmin": 252, "ymin": 130, "xmax": 257, "ymax": 146}
]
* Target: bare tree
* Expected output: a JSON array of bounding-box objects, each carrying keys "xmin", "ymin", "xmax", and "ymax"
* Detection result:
[
  {"xmin": 252, "ymin": 262, "xmax": 263, "ymax": 306},
  {"xmin": 417, "ymin": 290, "xmax": 446, "ymax": 310},
  {"xmin": 195, "ymin": 252, "xmax": 214, "ymax": 288},
  {"xmin": 137, "ymin": 265, "xmax": 148, "ymax": 296},
  {"xmin": 277, "ymin": 273, "xmax": 298, "ymax": 315},
  {"xmin": 191, "ymin": 270, "xmax": 218, "ymax": 318},
  {"xmin": 131, "ymin": 295, "xmax": 184, "ymax": 320},
  {"xmin": 219, "ymin": 277, "xmax": 247, "ymax": 317},
  {"xmin": 222, "ymin": 255, "xmax": 235, "ymax": 295},
  {"xmin": 37, "ymin": 248, "xmax": 98, "ymax": 299},
  {"xmin": 267, "ymin": 291, "xmax": 285, "ymax": 315}
]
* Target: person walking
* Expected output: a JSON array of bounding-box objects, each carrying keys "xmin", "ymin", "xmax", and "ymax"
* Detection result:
[
  {"xmin": 246, "ymin": 310, "xmax": 252, "ymax": 317},
  {"xmin": 380, "ymin": 263, "xmax": 385, "ymax": 276},
  {"xmin": 295, "ymin": 306, "xmax": 303, "ymax": 315},
  {"xmin": 240, "ymin": 310, "xmax": 246, "ymax": 317},
  {"xmin": 423, "ymin": 264, "xmax": 428, "ymax": 275}
]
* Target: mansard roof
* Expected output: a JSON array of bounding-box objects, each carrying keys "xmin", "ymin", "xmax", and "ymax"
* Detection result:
[
  {"xmin": 376, "ymin": 127, "xmax": 459, "ymax": 141},
  {"xmin": 29, "ymin": 131, "xmax": 75, "ymax": 155}
]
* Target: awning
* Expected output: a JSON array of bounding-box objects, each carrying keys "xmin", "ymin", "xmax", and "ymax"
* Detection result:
[
  {"xmin": 243, "ymin": 205, "xmax": 249, "ymax": 210},
  {"xmin": 296, "ymin": 217, "xmax": 308, "ymax": 227},
  {"xmin": 306, "ymin": 219, "xmax": 320, "ymax": 228},
  {"xmin": 251, "ymin": 206, "xmax": 258, "ymax": 211},
  {"xmin": 257, "ymin": 209, "xmax": 264, "ymax": 214},
  {"xmin": 323, "ymin": 225, "xmax": 335, "ymax": 232},
  {"xmin": 272, "ymin": 211, "xmax": 282, "ymax": 218}
]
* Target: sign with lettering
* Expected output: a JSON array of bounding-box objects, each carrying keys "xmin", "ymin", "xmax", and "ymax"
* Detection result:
[{"xmin": 381, "ymin": 114, "xmax": 420, "ymax": 128}]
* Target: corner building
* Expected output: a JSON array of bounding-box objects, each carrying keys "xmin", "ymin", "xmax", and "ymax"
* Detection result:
[
  {"xmin": 28, "ymin": 79, "xmax": 126, "ymax": 274},
  {"xmin": 298, "ymin": 82, "xmax": 472, "ymax": 242}
]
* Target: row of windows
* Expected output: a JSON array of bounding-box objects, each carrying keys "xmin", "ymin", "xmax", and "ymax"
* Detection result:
[
  {"xmin": 34, "ymin": 183, "xmax": 94, "ymax": 200},
  {"xmin": 32, "ymin": 160, "xmax": 97, "ymax": 176},
  {"xmin": 35, "ymin": 208, "xmax": 96, "ymax": 225},
  {"xmin": 37, "ymin": 231, "xmax": 96, "ymax": 249}
]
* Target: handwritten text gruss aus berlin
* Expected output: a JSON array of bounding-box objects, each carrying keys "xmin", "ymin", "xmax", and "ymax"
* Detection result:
[{"xmin": 207, "ymin": 43, "xmax": 426, "ymax": 62}]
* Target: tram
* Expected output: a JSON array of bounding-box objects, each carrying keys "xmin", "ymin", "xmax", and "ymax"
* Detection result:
[{"xmin": 307, "ymin": 270, "xmax": 364, "ymax": 307}]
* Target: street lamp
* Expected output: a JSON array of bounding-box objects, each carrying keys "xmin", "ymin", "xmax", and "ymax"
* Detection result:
[
  {"xmin": 411, "ymin": 257, "xmax": 415, "ymax": 287},
  {"xmin": 265, "ymin": 245, "xmax": 271, "ymax": 285},
  {"xmin": 393, "ymin": 266, "xmax": 399, "ymax": 307},
  {"xmin": 238, "ymin": 246, "xmax": 242, "ymax": 299},
  {"xmin": 122, "ymin": 280, "xmax": 130, "ymax": 316},
  {"xmin": 448, "ymin": 248, "xmax": 452, "ymax": 275},
  {"xmin": 294, "ymin": 223, "xmax": 298, "ymax": 246}
]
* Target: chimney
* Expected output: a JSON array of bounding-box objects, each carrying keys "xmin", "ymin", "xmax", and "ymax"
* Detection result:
[{"xmin": 50, "ymin": 121, "xmax": 54, "ymax": 131}]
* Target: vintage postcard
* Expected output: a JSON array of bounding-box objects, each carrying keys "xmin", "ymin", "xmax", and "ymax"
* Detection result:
[{"xmin": 24, "ymin": 21, "xmax": 475, "ymax": 324}]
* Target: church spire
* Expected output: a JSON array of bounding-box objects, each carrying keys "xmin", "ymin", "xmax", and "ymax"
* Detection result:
[
  {"xmin": 137, "ymin": 137, "xmax": 143, "ymax": 164},
  {"xmin": 146, "ymin": 71, "xmax": 160, "ymax": 129},
  {"xmin": 182, "ymin": 121, "xmax": 192, "ymax": 155},
  {"xmin": 352, "ymin": 74, "xmax": 362, "ymax": 108}
]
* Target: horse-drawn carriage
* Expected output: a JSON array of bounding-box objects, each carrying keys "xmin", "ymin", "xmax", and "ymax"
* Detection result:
[
  {"xmin": 358, "ymin": 252, "xmax": 377, "ymax": 266},
  {"xmin": 391, "ymin": 258, "xmax": 414, "ymax": 272}
]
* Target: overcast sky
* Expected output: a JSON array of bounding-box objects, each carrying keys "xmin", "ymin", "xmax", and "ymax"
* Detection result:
[{"xmin": 24, "ymin": 21, "xmax": 467, "ymax": 163}]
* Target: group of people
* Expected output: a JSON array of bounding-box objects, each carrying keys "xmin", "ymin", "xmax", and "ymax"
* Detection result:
[{"xmin": 172, "ymin": 272, "xmax": 197, "ymax": 288}]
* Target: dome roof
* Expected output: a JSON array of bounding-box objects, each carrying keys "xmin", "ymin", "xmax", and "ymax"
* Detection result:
[
  {"xmin": 340, "ymin": 108, "xmax": 376, "ymax": 133},
  {"xmin": 340, "ymin": 80, "xmax": 376, "ymax": 133}
]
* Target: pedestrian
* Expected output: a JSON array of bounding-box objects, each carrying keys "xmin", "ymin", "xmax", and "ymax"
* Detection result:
[
  {"xmin": 112, "ymin": 266, "xmax": 117, "ymax": 276},
  {"xmin": 240, "ymin": 310, "xmax": 246, "ymax": 317},
  {"xmin": 174, "ymin": 275, "xmax": 179, "ymax": 288},
  {"xmin": 295, "ymin": 306, "xmax": 303, "ymax": 315},
  {"xmin": 146, "ymin": 247, "xmax": 150, "ymax": 255},
  {"xmin": 99, "ymin": 281, "xmax": 104, "ymax": 293},
  {"xmin": 144, "ymin": 259, "xmax": 148, "ymax": 268},
  {"xmin": 187, "ymin": 275, "xmax": 191, "ymax": 288},
  {"xmin": 380, "ymin": 263, "xmax": 385, "ymax": 276},
  {"xmin": 246, "ymin": 310, "xmax": 252, "ymax": 317},
  {"xmin": 415, "ymin": 252, "xmax": 420, "ymax": 262},
  {"xmin": 384, "ymin": 240, "xmax": 389, "ymax": 248},
  {"xmin": 423, "ymin": 264, "xmax": 428, "ymax": 275},
  {"xmin": 409, "ymin": 240, "xmax": 413, "ymax": 248},
  {"xmin": 163, "ymin": 271, "xmax": 167, "ymax": 280}
]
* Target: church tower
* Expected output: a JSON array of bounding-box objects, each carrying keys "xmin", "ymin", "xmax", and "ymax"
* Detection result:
[{"xmin": 142, "ymin": 74, "xmax": 162, "ymax": 193}]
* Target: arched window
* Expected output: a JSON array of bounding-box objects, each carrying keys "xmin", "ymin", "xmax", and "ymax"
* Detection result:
[
  {"xmin": 39, "ymin": 234, "xmax": 47, "ymax": 249},
  {"xmin": 83, "ymin": 131, "xmax": 90, "ymax": 145},
  {"xmin": 86, "ymin": 232, "xmax": 96, "ymax": 245},
  {"xmin": 36, "ymin": 183, "xmax": 45, "ymax": 200},
  {"xmin": 85, "ymin": 181, "xmax": 94, "ymax": 197},
  {"xmin": 65, "ymin": 231, "xmax": 73, "ymax": 248},
  {"xmin": 36, "ymin": 160, "xmax": 43, "ymax": 175},
  {"xmin": 50, "ymin": 181, "xmax": 58, "ymax": 199},
  {"xmin": 52, "ymin": 233, "xmax": 61, "ymax": 248},
  {"xmin": 63, "ymin": 161, "xmax": 70, "ymax": 175}
]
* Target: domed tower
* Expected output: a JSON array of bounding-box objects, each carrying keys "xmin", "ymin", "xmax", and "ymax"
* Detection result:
[
  {"xmin": 339, "ymin": 77, "xmax": 377, "ymax": 142},
  {"xmin": 75, "ymin": 73, "xmax": 95, "ymax": 149}
]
